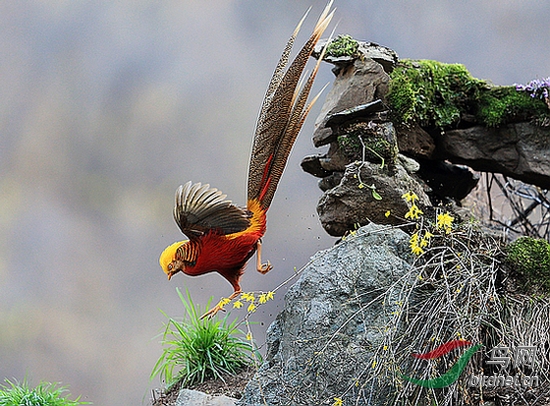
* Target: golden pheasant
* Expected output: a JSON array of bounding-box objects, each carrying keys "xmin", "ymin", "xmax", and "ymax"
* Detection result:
[{"xmin": 159, "ymin": 3, "xmax": 334, "ymax": 318}]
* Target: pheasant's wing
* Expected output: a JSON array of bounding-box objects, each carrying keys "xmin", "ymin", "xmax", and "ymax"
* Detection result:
[{"xmin": 174, "ymin": 181, "xmax": 251, "ymax": 239}]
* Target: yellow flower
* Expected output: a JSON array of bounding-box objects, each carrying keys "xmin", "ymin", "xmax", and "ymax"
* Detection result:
[
  {"xmin": 404, "ymin": 204, "xmax": 423, "ymax": 220},
  {"xmin": 333, "ymin": 398, "xmax": 343, "ymax": 406},
  {"xmin": 266, "ymin": 291, "xmax": 275, "ymax": 301},
  {"xmin": 385, "ymin": 210, "xmax": 391, "ymax": 218},
  {"xmin": 401, "ymin": 191, "xmax": 419, "ymax": 203},
  {"xmin": 437, "ymin": 212, "xmax": 454, "ymax": 233},
  {"xmin": 383, "ymin": 345, "xmax": 388, "ymax": 351},
  {"xmin": 241, "ymin": 292, "xmax": 255, "ymax": 302},
  {"xmin": 218, "ymin": 297, "xmax": 231, "ymax": 309},
  {"xmin": 233, "ymin": 300, "xmax": 243, "ymax": 309},
  {"xmin": 259, "ymin": 294, "xmax": 268, "ymax": 304},
  {"xmin": 409, "ymin": 232, "xmax": 424, "ymax": 255},
  {"xmin": 372, "ymin": 360, "xmax": 377, "ymax": 369},
  {"xmin": 246, "ymin": 332, "xmax": 253, "ymax": 341},
  {"xmin": 247, "ymin": 303, "xmax": 257, "ymax": 313}
]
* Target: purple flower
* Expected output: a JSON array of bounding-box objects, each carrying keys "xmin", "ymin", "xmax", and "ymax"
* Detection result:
[{"xmin": 515, "ymin": 77, "xmax": 550, "ymax": 100}]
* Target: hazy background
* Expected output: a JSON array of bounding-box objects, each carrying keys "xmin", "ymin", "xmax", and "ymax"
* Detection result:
[{"xmin": 0, "ymin": 1, "xmax": 548, "ymax": 404}]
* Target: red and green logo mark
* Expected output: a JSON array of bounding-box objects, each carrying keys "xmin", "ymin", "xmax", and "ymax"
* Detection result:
[{"xmin": 401, "ymin": 339, "xmax": 482, "ymax": 388}]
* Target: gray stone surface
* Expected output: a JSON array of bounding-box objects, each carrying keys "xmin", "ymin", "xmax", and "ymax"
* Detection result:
[
  {"xmin": 312, "ymin": 57, "xmax": 392, "ymax": 148},
  {"xmin": 440, "ymin": 122, "xmax": 550, "ymax": 189},
  {"xmin": 317, "ymin": 160, "xmax": 429, "ymax": 236},
  {"xmin": 239, "ymin": 223, "xmax": 415, "ymax": 406},
  {"xmin": 175, "ymin": 389, "xmax": 236, "ymax": 406}
]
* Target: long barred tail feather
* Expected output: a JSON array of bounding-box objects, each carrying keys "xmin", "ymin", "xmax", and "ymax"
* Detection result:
[{"xmin": 247, "ymin": 1, "xmax": 334, "ymax": 210}]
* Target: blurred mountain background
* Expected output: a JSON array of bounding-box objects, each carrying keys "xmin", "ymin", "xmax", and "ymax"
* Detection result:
[{"xmin": 0, "ymin": 1, "xmax": 548, "ymax": 404}]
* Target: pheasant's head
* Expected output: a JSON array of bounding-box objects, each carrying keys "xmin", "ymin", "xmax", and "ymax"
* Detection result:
[{"xmin": 159, "ymin": 240, "xmax": 187, "ymax": 280}]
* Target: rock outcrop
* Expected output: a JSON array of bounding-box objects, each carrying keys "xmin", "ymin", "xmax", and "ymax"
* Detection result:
[
  {"xmin": 316, "ymin": 160, "xmax": 429, "ymax": 236},
  {"xmin": 302, "ymin": 37, "xmax": 550, "ymax": 236},
  {"xmin": 239, "ymin": 224, "xmax": 415, "ymax": 406},
  {"xmin": 438, "ymin": 123, "xmax": 550, "ymax": 189}
]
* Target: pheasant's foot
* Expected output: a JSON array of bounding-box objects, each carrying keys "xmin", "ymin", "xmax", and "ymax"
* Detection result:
[
  {"xmin": 200, "ymin": 304, "xmax": 225, "ymax": 320},
  {"xmin": 255, "ymin": 240, "xmax": 272, "ymax": 274},
  {"xmin": 200, "ymin": 291, "xmax": 241, "ymax": 319},
  {"xmin": 257, "ymin": 261, "xmax": 272, "ymax": 274}
]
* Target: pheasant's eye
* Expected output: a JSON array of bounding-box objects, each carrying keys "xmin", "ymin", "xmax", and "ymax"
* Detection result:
[{"xmin": 168, "ymin": 264, "xmax": 173, "ymax": 271}]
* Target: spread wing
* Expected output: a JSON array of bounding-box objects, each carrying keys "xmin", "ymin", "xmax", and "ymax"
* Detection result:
[{"xmin": 174, "ymin": 181, "xmax": 251, "ymax": 239}]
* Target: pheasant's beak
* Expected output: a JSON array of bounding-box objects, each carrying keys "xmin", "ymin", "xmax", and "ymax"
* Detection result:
[{"xmin": 167, "ymin": 272, "xmax": 174, "ymax": 281}]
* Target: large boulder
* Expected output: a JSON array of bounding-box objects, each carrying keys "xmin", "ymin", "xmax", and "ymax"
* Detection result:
[{"xmin": 239, "ymin": 223, "xmax": 415, "ymax": 406}]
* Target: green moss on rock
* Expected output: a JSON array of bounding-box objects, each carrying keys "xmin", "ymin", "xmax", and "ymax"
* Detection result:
[
  {"xmin": 336, "ymin": 122, "xmax": 398, "ymax": 170},
  {"xmin": 387, "ymin": 59, "xmax": 483, "ymax": 128},
  {"xmin": 505, "ymin": 236, "xmax": 550, "ymax": 293},
  {"xmin": 477, "ymin": 86, "xmax": 550, "ymax": 127},
  {"xmin": 387, "ymin": 59, "xmax": 550, "ymax": 129},
  {"xmin": 325, "ymin": 35, "xmax": 359, "ymax": 58}
]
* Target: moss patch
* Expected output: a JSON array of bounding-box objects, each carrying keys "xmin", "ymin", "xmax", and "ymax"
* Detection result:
[
  {"xmin": 476, "ymin": 86, "xmax": 550, "ymax": 127},
  {"xmin": 505, "ymin": 236, "xmax": 550, "ymax": 294},
  {"xmin": 387, "ymin": 59, "xmax": 550, "ymax": 129},
  {"xmin": 336, "ymin": 121, "xmax": 398, "ymax": 170},
  {"xmin": 387, "ymin": 60, "xmax": 481, "ymax": 128},
  {"xmin": 325, "ymin": 34, "xmax": 359, "ymax": 58}
]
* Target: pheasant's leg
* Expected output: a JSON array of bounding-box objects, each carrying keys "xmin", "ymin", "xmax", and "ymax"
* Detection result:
[
  {"xmin": 201, "ymin": 290, "xmax": 242, "ymax": 319},
  {"xmin": 256, "ymin": 240, "xmax": 272, "ymax": 274}
]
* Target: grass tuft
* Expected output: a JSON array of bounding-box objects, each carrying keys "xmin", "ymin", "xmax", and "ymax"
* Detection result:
[
  {"xmin": 0, "ymin": 379, "xmax": 89, "ymax": 406},
  {"xmin": 151, "ymin": 288, "xmax": 258, "ymax": 389}
]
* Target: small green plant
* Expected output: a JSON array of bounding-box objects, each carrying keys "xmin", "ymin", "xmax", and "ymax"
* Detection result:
[
  {"xmin": 0, "ymin": 379, "xmax": 89, "ymax": 406},
  {"xmin": 151, "ymin": 288, "xmax": 258, "ymax": 389}
]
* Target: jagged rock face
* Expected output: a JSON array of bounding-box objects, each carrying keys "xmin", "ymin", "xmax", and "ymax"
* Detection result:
[
  {"xmin": 302, "ymin": 49, "xmax": 433, "ymax": 236},
  {"xmin": 312, "ymin": 57, "xmax": 392, "ymax": 148},
  {"xmin": 303, "ymin": 37, "xmax": 550, "ymax": 237},
  {"xmin": 439, "ymin": 123, "xmax": 550, "ymax": 189},
  {"xmin": 316, "ymin": 160, "xmax": 429, "ymax": 237},
  {"xmin": 238, "ymin": 224, "xmax": 415, "ymax": 406}
]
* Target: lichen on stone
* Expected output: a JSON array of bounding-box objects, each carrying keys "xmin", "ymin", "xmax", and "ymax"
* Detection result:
[{"xmin": 505, "ymin": 236, "xmax": 550, "ymax": 293}]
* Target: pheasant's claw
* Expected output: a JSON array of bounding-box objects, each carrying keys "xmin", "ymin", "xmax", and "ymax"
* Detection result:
[
  {"xmin": 258, "ymin": 261, "xmax": 272, "ymax": 274},
  {"xmin": 200, "ymin": 304, "xmax": 226, "ymax": 320},
  {"xmin": 201, "ymin": 292, "xmax": 241, "ymax": 319}
]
